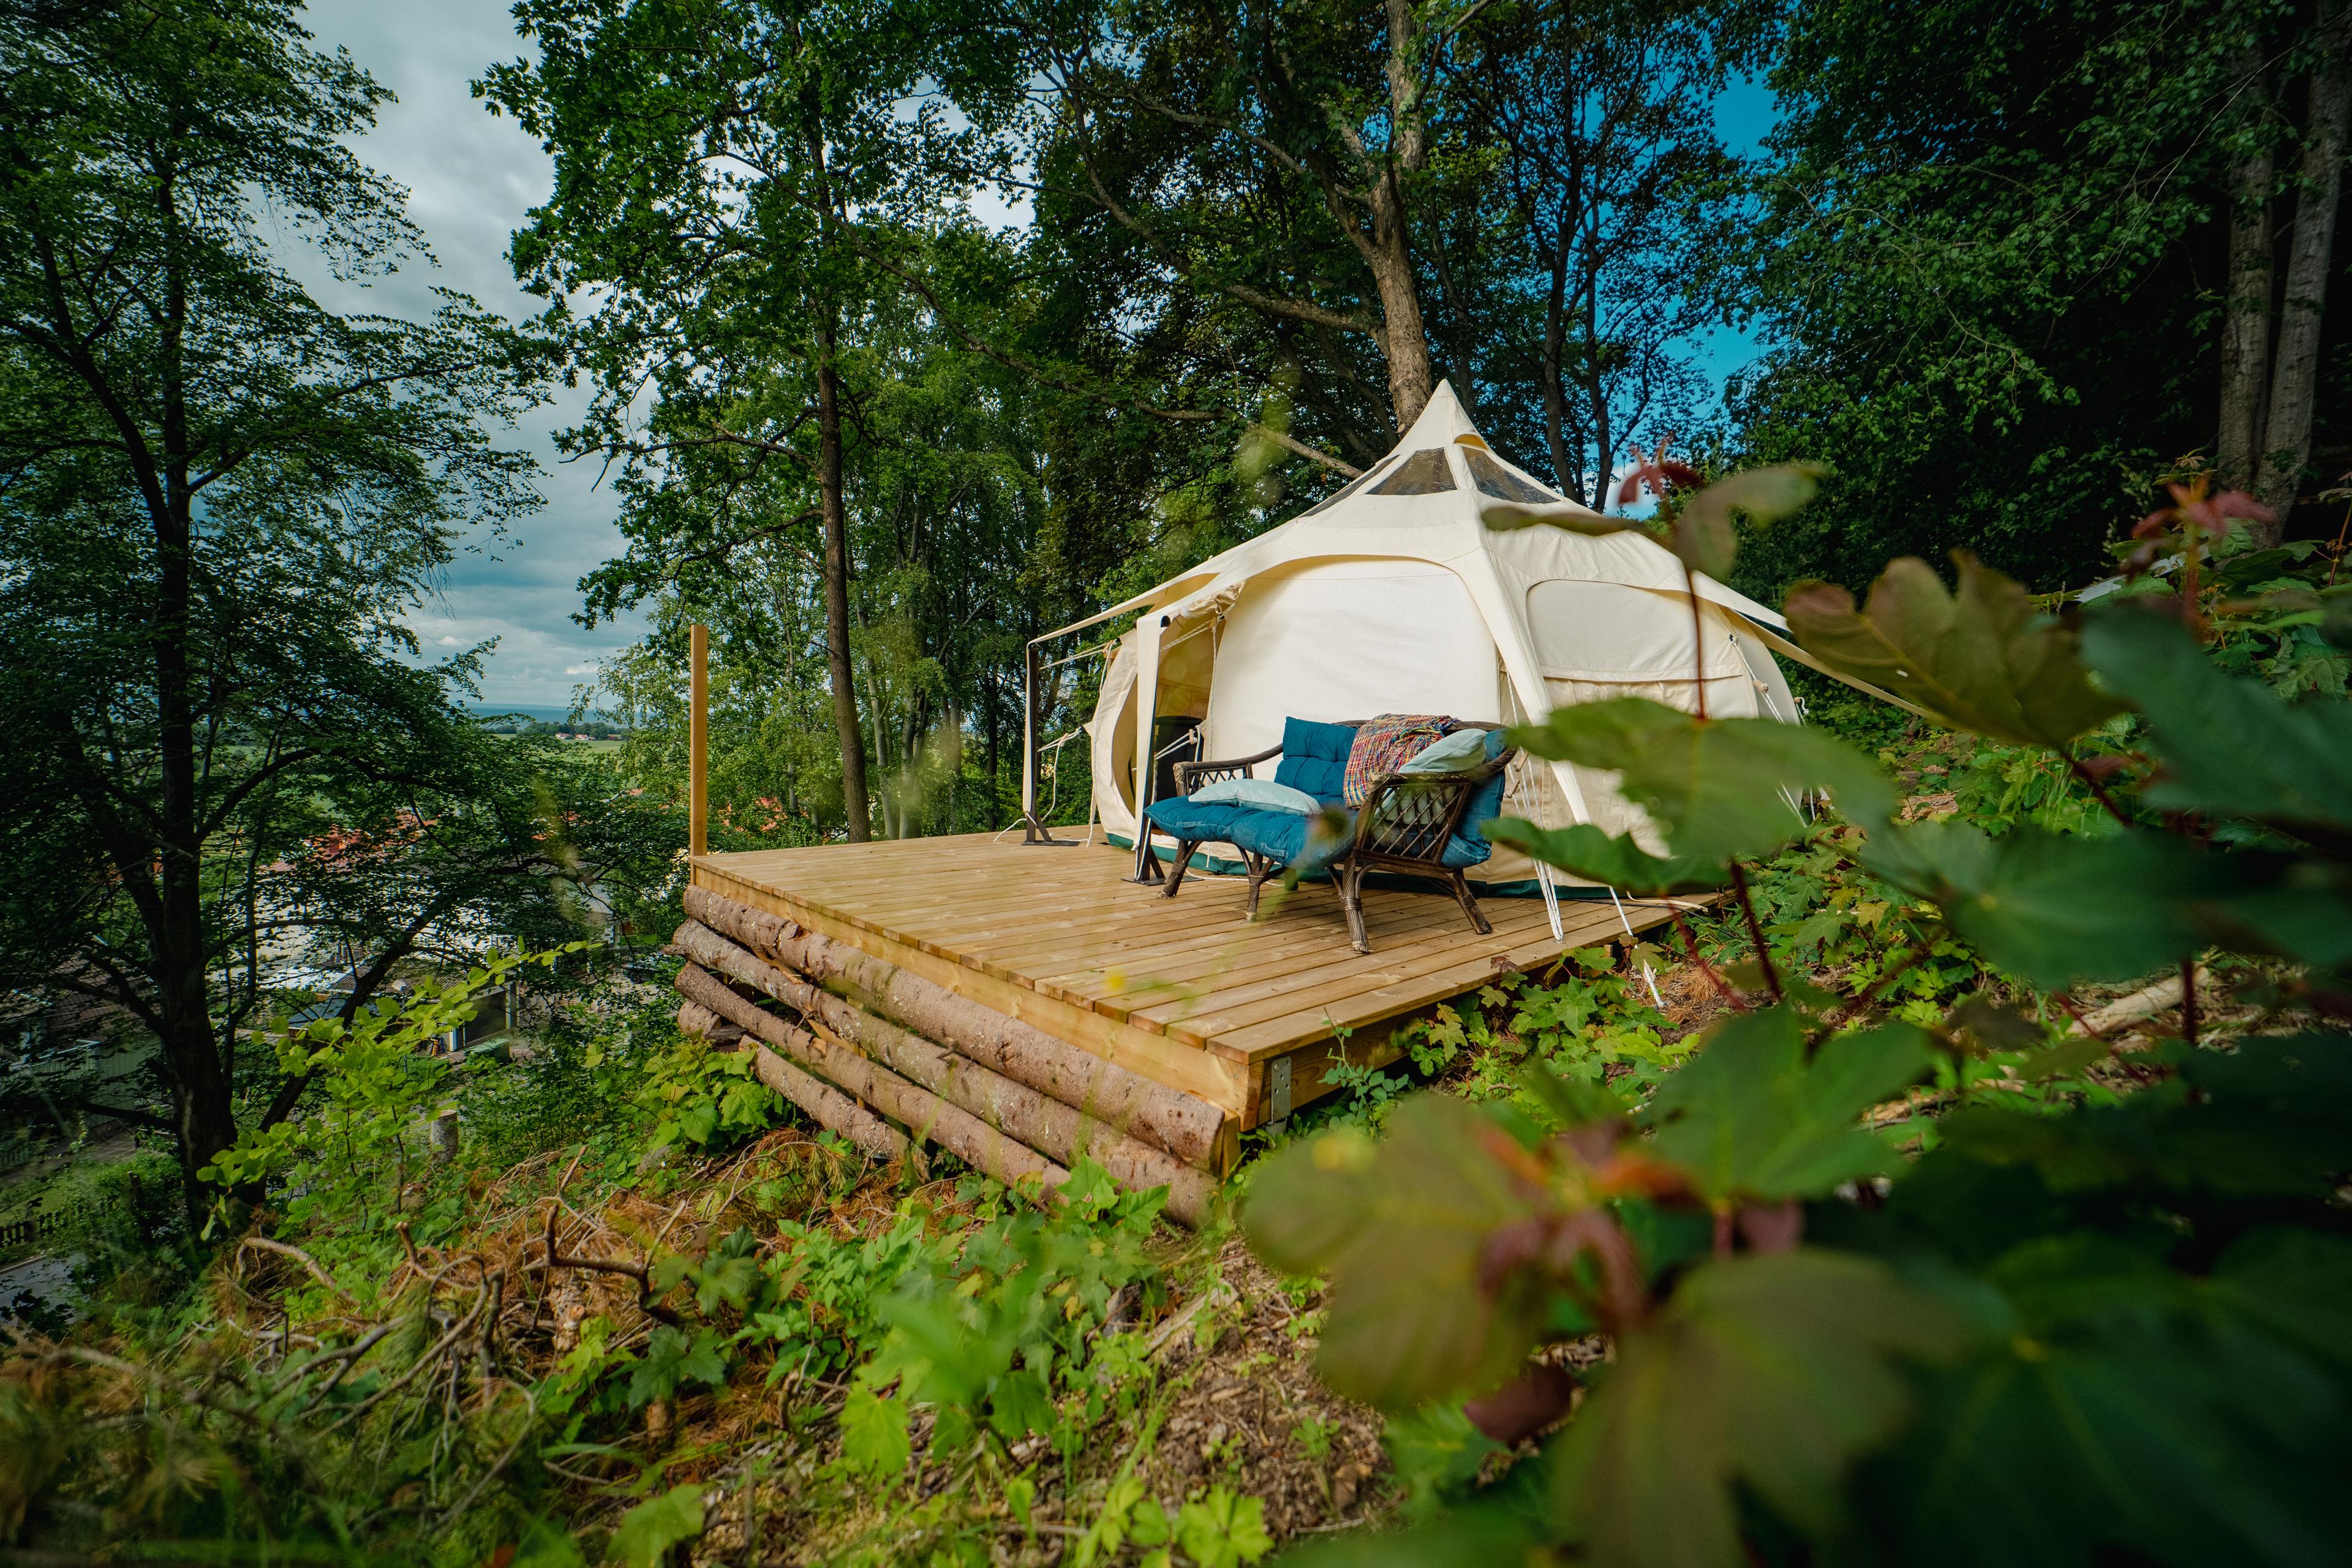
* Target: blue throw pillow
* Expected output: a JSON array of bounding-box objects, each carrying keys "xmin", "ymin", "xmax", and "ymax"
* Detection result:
[
  {"xmin": 1193, "ymin": 777, "xmax": 1324, "ymax": 815},
  {"xmin": 1273, "ymin": 717, "xmax": 1355, "ymax": 802},
  {"xmin": 1446, "ymin": 729, "xmax": 1513, "ymax": 864},
  {"xmin": 1401, "ymin": 727, "xmax": 1488, "ymax": 772}
]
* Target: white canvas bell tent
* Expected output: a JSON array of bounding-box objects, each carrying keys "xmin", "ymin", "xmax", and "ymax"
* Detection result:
[{"xmin": 1028, "ymin": 380, "xmax": 1830, "ymax": 890}]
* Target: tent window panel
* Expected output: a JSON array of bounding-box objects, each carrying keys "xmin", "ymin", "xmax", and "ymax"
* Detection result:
[
  {"xmin": 1466, "ymin": 448, "xmax": 1557, "ymax": 503},
  {"xmin": 1526, "ymin": 579, "xmax": 1746, "ymax": 679},
  {"xmin": 1367, "ymin": 448, "xmax": 1456, "ymax": 494},
  {"xmin": 1298, "ymin": 455, "xmax": 1395, "ymax": 517}
]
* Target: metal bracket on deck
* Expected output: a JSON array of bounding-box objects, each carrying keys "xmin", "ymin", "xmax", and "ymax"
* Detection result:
[
  {"xmin": 1267, "ymin": 1056, "xmax": 1292, "ymax": 1133},
  {"xmin": 1020, "ymin": 812, "xmax": 1082, "ymax": 846},
  {"xmin": 1129, "ymin": 833, "xmax": 1167, "ymax": 883}
]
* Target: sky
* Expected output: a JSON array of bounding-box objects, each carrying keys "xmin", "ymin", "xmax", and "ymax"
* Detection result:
[
  {"xmin": 301, "ymin": 0, "xmax": 636, "ymax": 709},
  {"xmin": 296, "ymin": 1, "xmax": 1776, "ymax": 708}
]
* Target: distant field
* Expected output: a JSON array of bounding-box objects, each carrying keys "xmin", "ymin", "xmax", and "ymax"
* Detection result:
[{"xmin": 488, "ymin": 731, "xmax": 625, "ymax": 755}]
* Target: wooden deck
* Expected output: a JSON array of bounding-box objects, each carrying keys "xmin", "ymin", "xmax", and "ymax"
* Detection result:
[{"xmin": 693, "ymin": 834, "xmax": 1678, "ymax": 1150}]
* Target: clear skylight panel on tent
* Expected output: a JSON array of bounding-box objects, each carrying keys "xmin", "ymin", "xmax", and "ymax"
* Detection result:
[
  {"xmin": 1367, "ymin": 448, "xmax": 1456, "ymax": 494},
  {"xmin": 1465, "ymin": 447, "xmax": 1558, "ymax": 504}
]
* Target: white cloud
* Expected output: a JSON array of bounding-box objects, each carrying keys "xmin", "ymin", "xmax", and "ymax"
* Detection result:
[{"xmin": 296, "ymin": 0, "xmax": 646, "ymax": 706}]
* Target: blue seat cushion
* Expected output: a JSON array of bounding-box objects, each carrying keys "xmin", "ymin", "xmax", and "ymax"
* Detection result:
[
  {"xmin": 1227, "ymin": 805, "xmax": 1355, "ymax": 873},
  {"xmin": 1148, "ymin": 796, "xmax": 1356, "ymax": 873},
  {"xmin": 1144, "ymin": 796, "xmax": 1257, "ymax": 845},
  {"xmin": 1272, "ymin": 717, "xmax": 1355, "ymax": 804}
]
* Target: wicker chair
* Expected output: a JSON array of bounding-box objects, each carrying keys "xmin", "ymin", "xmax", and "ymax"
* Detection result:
[{"xmin": 1151, "ymin": 719, "xmax": 1517, "ymax": 955}]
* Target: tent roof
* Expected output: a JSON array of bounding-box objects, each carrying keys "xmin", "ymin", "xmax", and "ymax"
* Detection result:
[{"xmin": 1037, "ymin": 380, "xmax": 1785, "ymax": 644}]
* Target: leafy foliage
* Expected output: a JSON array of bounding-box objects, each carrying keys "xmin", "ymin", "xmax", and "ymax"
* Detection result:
[
  {"xmin": 1784, "ymin": 555, "xmax": 2124, "ymax": 748},
  {"xmin": 200, "ymin": 951, "xmax": 572, "ymax": 1240},
  {"xmin": 0, "ymin": 0, "xmax": 681, "ymax": 1227},
  {"xmin": 1722, "ymin": 0, "xmax": 2347, "ymax": 595},
  {"xmin": 1398, "ymin": 957, "xmax": 1688, "ymax": 1112},
  {"xmin": 1250, "ymin": 479, "xmax": 2352, "ymax": 1566}
]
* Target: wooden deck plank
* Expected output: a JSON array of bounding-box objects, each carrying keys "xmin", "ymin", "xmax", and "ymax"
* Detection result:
[
  {"xmin": 1147, "ymin": 900, "xmax": 1629, "ymax": 1039},
  {"xmin": 1206, "ymin": 911, "xmax": 1632, "ymax": 1058},
  {"xmin": 691, "ymin": 834, "xmax": 1686, "ymax": 1131},
  {"xmin": 1016, "ymin": 874, "xmax": 1542, "ymax": 989},
  {"xmin": 1112, "ymin": 903, "xmax": 1555, "ymax": 1029},
  {"xmin": 1030, "ymin": 894, "xmax": 1488, "ymax": 1012}
]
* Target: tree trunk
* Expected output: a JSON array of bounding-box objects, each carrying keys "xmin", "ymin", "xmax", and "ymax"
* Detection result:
[
  {"xmin": 676, "ymin": 944, "xmax": 1213, "ymax": 1223},
  {"xmin": 2256, "ymin": 3, "xmax": 2351, "ymax": 535},
  {"xmin": 154, "ymin": 180, "xmax": 241, "ymax": 1233},
  {"xmin": 168, "ymin": 1022, "xmax": 241, "ymax": 1230},
  {"xmin": 814, "ymin": 310, "xmax": 872, "ymax": 840},
  {"xmin": 1365, "ymin": 197, "xmax": 1433, "ymax": 434},
  {"xmin": 1583, "ymin": 268, "xmax": 1613, "ymax": 503},
  {"xmin": 899, "ymin": 694, "xmax": 921, "ymax": 839},
  {"xmin": 982, "ymin": 668, "xmax": 999, "ymax": 794},
  {"xmin": 1370, "ymin": 0, "xmax": 1434, "ymax": 434},
  {"xmin": 1540, "ymin": 237, "xmax": 1580, "ymax": 500},
  {"xmin": 679, "ymin": 998, "xmax": 908, "ymax": 1161},
  {"xmin": 2218, "ymin": 48, "xmax": 2274, "ymax": 491}
]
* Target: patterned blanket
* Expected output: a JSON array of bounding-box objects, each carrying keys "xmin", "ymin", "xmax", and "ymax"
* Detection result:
[{"xmin": 1343, "ymin": 714, "xmax": 1461, "ymax": 805}]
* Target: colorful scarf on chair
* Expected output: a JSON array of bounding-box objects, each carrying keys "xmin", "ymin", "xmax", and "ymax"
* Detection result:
[{"xmin": 1343, "ymin": 714, "xmax": 1461, "ymax": 805}]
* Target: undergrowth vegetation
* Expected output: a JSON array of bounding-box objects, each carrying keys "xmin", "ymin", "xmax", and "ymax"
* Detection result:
[
  {"xmin": 0, "ymin": 973, "xmax": 1339, "ymax": 1566},
  {"xmin": 3, "ymin": 473, "xmax": 2346, "ymax": 1567}
]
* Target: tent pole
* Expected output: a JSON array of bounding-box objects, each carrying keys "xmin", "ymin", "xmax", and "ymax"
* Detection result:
[
  {"xmin": 1608, "ymin": 888, "xmax": 1665, "ymax": 1007},
  {"xmin": 1020, "ymin": 639, "xmax": 1076, "ymax": 846}
]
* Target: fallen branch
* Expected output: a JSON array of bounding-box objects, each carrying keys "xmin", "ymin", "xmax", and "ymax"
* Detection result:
[
  {"xmin": 2069, "ymin": 967, "xmax": 2208, "ymax": 1037},
  {"xmin": 526, "ymin": 1243, "xmax": 683, "ymax": 1327},
  {"xmin": 238, "ymin": 1237, "xmax": 355, "ymax": 1303}
]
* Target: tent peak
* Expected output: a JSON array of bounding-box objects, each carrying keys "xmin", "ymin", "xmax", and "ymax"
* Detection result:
[{"xmin": 1391, "ymin": 379, "xmax": 1485, "ymax": 455}]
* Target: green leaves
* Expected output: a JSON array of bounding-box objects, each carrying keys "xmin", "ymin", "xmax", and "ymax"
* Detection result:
[
  {"xmin": 605, "ymin": 1484, "xmax": 704, "ymax": 1568},
  {"xmin": 1644, "ymin": 1011, "xmax": 1932, "ymax": 1205},
  {"xmin": 1932, "ymin": 1034, "xmax": 2352, "ymax": 1200},
  {"xmin": 1508, "ymin": 699, "xmax": 1896, "ymax": 861},
  {"xmin": 1172, "ymin": 1487, "xmax": 1275, "ymax": 1568},
  {"xmin": 1787, "ymin": 555, "xmax": 2124, "ymax": 747},
  {"xmin": 2080, "ymin": 605, "xmax": 2352, "ymax": 851},
  {"xmin": 1243, "ymin": 1096, "xmax": 1551, "ymax": 1410},
  {"xmin": 625, "ymin": 1325, "xmax": 728, "ymax": 1409},
  {"xmin": 1858, "ymin": 818, "xmax": 2352, "ymax": 986},
  {"xmin": 1483, "ymin": 820, "xmax": 1731, "ymax": 894},
  {"xmin": 1381, "ymin": 1402, "xmax": 1510, "ymax": 1521},
  {"xmin": 1073, "ymin": 1480, "xmax": 1271, "ymax": 1568},
  {"xmin": 1550, "ymin": 1251, "xmax": 1968, "ymax": 1568},
  {"xmin": 837, "ymin": 1386, "xmax": 913, "ymax": 1480},
  {"xmin": 1859, "ymin": 821, "xmax": 2222, "ymax": 989},
  {"xmin": 1870, "ymin": 1229, "xmax": 2352, "ymax": 1567},
  {"xmin": 1669, "ymin": 462, "xmax": 1827, "ymax": 581}
]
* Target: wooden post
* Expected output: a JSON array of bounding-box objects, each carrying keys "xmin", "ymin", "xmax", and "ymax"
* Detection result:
[{"xmin": 689, "ymin": 622, "xmax": 708, "ymax": 859}]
